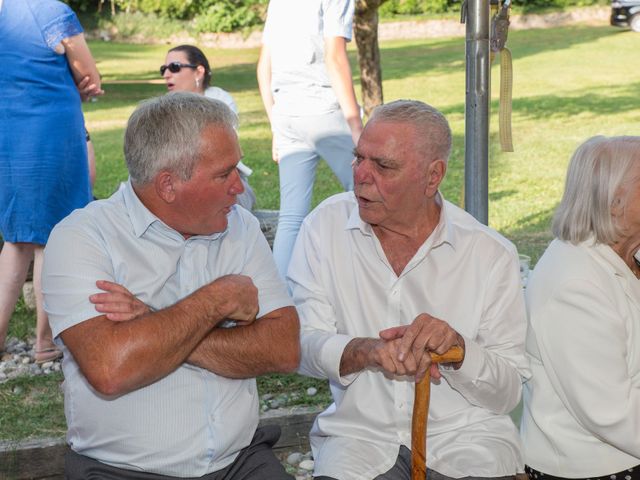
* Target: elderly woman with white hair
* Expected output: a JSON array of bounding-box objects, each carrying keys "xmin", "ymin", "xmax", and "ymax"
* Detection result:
[{"xmin": 520, "ymin": 136, "xmax": 640, "ymax": 480}]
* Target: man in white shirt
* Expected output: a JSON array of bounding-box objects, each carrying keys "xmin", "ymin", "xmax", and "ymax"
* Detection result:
[
  {"xmin": 42, "ymin": 93, "xmax": 300, "ymax": 479},
  {"xmin": 288, "ymin": 100, "xmax": 530, "ymax": 480}
]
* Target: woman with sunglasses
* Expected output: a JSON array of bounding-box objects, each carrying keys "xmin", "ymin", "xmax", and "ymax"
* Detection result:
[{"xmin": 160, "ymin": 45, "xmax": 255, "ymax": 211}]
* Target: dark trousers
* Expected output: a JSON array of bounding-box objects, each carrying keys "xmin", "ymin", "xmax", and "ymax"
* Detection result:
[
  {"xmin": 65, "ymin": 425, "xmax": 293, "ymax": 480},
  {"xmin": 525, "ymin": 464, "xmax": 640, "ymax": 480},
  {"xmin": 315, "ymin": 445, "xmax": 516, "ymax": 480}
]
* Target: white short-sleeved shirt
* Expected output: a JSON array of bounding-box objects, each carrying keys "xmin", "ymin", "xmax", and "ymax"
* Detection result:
[
  {"xmin": 42, "ymin": 180, "xmax": 292, "ymax": 477},
  {"xmin": 262, "ymin": 0, "xmax": 355, "ymax": 116},
  {"xmin": 288, "ymin": 192, "xmax": 530, "ymax": 480}
]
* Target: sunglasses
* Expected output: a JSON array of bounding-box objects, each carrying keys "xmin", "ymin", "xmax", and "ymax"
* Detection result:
[{"xmin": 160, "ymin": 62, "xmax": 198, "ymax": 75}]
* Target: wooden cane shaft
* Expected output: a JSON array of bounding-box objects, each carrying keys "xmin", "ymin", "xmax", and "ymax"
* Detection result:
[
  {"xmin": 411, "ymin": 346, "xmax": 465, "ymax": 480},
  {"xmin": 411, "ymin": 370, "xmax": 430, "ymax": 480}
]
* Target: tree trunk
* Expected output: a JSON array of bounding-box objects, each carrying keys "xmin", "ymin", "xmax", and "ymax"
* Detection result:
[{"xmin": 354, "ymin": 0, "xmax": 388, "ymax": 117}]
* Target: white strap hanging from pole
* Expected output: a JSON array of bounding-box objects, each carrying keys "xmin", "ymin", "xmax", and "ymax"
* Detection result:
[{"xmin": 490, "ymin": 0, "xmax": 514, "ymax": 152}]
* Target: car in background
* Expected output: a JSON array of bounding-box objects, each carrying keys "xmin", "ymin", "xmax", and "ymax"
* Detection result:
[{"xmin": 611, "ymin": 0, "xmax": 640, "ymax": 31}]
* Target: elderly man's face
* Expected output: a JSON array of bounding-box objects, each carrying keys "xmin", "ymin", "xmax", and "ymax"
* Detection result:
[
  {"xmin": 353, "ymin": 119, "xmax": 440, "ymax": 230},
  {"xmin": 171, "ymin": 124, "xmax": 244, "ymax": 236}
]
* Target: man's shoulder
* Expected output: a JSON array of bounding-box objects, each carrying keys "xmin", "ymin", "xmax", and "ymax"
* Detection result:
[
  {"xmin": 228, "ymin": 205, "xmax": 261, "ymax": 233},
  {"xmin": 444, "ymin": 200, "xmax": 517, "ymax": 256},
  {"xmin": 50, "ymin": 190, "xmax": 127, "ymax": 240},
  {"xmin": 305, "ymin": 191, "xmax": 356, "ymax": 227}
]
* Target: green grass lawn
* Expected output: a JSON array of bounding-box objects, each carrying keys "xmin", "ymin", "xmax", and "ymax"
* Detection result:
[
  {"xmin": 2, "ymin": 22, "xmax": 639, "ymax": 441},
  {"xmin": 85, "ymin": 24, "xmax": 639, "ymax": 263}
]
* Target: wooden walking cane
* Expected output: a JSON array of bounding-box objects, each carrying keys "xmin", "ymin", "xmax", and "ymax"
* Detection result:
[{"xmin": 411, "ymin": 345, "xmax": 465, "ymax": 480}]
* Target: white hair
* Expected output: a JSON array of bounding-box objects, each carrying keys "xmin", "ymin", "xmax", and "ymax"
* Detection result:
[
  {"xmin": 552, "ymin": 135, "xmax": 640, "ymax": 245},
  {"xmin": 369, "ymin": 99, "xmax": 452, "ymax": 165},
  {"xmin": 124, "ymin": 92, "xmax": 238, "ymax": 186}
]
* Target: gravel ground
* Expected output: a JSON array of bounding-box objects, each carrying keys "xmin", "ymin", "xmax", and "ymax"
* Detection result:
[
  {"xmin": 279, "ymin": 450, "xmax": 315, "ymax": 479},
  {"xmin": 0, "ymin": 336, "xmax": 62, "ymax": 383}
]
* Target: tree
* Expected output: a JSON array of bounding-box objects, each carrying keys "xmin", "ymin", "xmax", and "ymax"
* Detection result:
[{"xmin": 354, "ymin": 0, "xmax": 388, "ymax": 116}]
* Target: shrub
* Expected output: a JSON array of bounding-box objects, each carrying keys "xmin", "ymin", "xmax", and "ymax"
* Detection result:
[
  {"xmin": 378, "ymin": 0, "xmax": 606, "ymax": 16},
  {"xmin": 193, "ymin": 0, "xmax": 264, "ymax": 33},
  {"xmin": 97, "ymin": 10, "xmax": 189, "ymax": 39},
  {"xmin": 134, "ymin": 0, "xmax": 198, "ymax": 20}
]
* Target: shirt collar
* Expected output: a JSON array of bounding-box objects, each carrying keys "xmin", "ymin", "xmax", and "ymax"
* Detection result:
[
  {"xmin": 590, "ymin": 240, "xmax": 637, "ymax": 278},
  {"xmin": 345, "ymin": 191, "xmax": 456, "ymax": 251},
  {"xmin": 121, "ymin": 179, "xmax": 159, "ymax": 238},
  {"xmin": 121, "ymin": 179, "xmax": 228, "ymax": 241}
]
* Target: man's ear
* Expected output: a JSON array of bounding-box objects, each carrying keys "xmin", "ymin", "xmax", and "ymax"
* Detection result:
[
  {"xmin": 425, "ymin": 159, "xmax": 446, "ymax": 197},
  {"xmin": 155, "ymin": 171, "xmax": 176, "ymax": 203}
]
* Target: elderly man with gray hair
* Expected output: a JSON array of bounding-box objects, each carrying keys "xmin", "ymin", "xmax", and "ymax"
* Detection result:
[
  {"xmin": 42, "ymin": 92, "xmax": 300, "ymax": 479},
  {"xmin": 288, "ymin": 99, "xmax": 530, "ymax": 480}
]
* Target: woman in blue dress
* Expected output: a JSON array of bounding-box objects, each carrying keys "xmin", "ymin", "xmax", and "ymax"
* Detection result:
[{"xmin": 0, "ymin": 0, "xmax": 102, "ymax": 361}]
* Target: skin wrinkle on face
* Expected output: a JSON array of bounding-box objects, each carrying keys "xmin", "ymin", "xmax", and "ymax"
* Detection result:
[
  {"xmin": 353, "ymin": 119, "xmax": 437, "ymax": 235},
  {"xmin": 610, "ymin": 161, "xmax": 640, "ymax": 272}
]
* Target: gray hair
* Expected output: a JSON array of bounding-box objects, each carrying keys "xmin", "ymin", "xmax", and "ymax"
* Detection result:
[
  {"xmin": 552, "ymin": 135, "xmax": 640, "ymax": 245},
  {"xmin": 369, "ymin": 99, "xmax": 452, "ymax": 164},
  {"xmin": 124, "ymin": 92, "xmax": 238, "ymax": 185}
]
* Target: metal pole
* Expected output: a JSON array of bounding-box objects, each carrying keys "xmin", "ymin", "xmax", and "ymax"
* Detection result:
[{"xmin": 464, "ymin": 0, "xmax": 490, "ymax": 225}]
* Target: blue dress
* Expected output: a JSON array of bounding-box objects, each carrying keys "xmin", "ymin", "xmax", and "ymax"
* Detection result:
[{"xmin": 0, "ymin": 0, "xmax": 91, "ymax": 245}]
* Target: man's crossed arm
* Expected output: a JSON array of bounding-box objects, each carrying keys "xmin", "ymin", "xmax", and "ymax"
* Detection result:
[{"xmin": 62, "ymin": 276, "xmax": 300, "ymax": 397}]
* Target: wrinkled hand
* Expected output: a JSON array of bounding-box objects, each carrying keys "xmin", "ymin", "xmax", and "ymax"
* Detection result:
[
  {"xmin": 89, "ymin": 280, "xmax": 150, "ymax": 321},
  {"xmin": 379, "ymin": 314, "xmax": 464, "ymax": 382},
  {"xmin": 367, "ymin": 338, "xmax": 421, "ymax": 378},
  {"xmin": 207, "ymin": 274, "xmax": 259, "ymax": 325},
  {"xmin": 77, "ymin": 75, "xmax": 104, "ymax": 102}
]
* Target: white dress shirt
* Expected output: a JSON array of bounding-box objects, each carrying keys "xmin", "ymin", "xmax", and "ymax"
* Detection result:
[
  {"xmin": 288, "ymin": 192, "xmax": 530, "ymax": 480},
  {"xmin": 521, "ymin": 239, "xmax": 640, "ymax": 477},
  {"xmin": 42, "ymin": 180, "xmax": 292, "ymax": 477}
]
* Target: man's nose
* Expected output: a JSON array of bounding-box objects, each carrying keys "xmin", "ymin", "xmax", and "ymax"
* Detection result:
[
  {"xmin": 353, "ymin": 158, "xmax": 372, "ymax": 184},
  {"xmin": 230, "ymin": 169, "xmax": 245, "ymax": 195}
]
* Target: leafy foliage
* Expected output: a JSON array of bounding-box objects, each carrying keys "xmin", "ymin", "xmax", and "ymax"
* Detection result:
[
  {"xmin": 64, "ymin": 0, "xmax": 608, "ymax": 32},
  {"xmin": 193, "ymin": 0, "xmax": 265, "ymax": 33},
  {"xmin": 378, "ymin": 0, "xmax": 607, "ymax": 15}
]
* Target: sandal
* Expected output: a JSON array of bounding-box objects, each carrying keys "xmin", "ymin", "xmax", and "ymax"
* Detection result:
[{"xmin": 35, "ymin": 347, "xmax": 62, "ymax": 364}]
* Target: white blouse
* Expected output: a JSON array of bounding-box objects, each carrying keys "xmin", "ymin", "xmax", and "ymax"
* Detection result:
[{"xmin": 521, "ymin": 239, "xmax": 640, "ymax": 477}]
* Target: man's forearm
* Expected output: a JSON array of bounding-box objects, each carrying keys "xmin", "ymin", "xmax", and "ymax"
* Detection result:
[
  {"xmin": 324, "ymin": 37, "xmax": 362, "ymax": 137},
  {"xmin": 187, "ymin": 307, "xmax": 300, "ymax": 378},
  {"xmin": 62, "ymin": 284, "xmax": 226, "ymax": 397},
  {"xmin": 339, "ymin": 337, "xmax": 378, "ymax": 376},
  {"xmin": 257, "ymin": 45, "xmax": 274, "ymax": 122}
]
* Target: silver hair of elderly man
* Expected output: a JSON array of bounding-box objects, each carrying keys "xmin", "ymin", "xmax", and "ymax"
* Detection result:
[
  {"xmin": 368, "ymin": 99, "xmax": 453, "ymax": 165},
  {"xmin": 124, "ymin": 92, "xmax": 239, "ymax": 186},
  {"xmin": 552, "ymin": 135, "xmax": 640, "ymax": 246}
]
